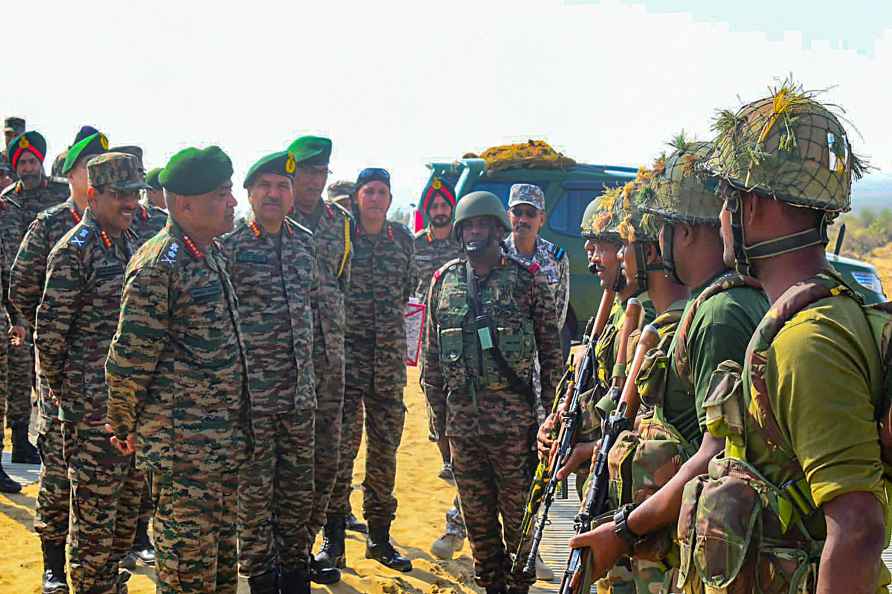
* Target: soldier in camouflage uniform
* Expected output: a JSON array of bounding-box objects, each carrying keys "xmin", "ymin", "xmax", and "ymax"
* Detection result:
[
  {"xmin": 1, "ymin": 116, "xmax": 25, "ymax": 165},
  {"xmin": 9, "ymin": 133, "xmax": 100, "ymax": 592},
  {"xmin": 105, "ymin": 146, "xmax": 252, "ymax": 594},
  {"xmin": 0, "ymin": 159, "xmax": 14, "ymax": 191},
  {"xmin": 35, "ymin": 152, "xmax": 149, "ymax": 594},
  {"xmin": 143, "ymin": 167, "xmax": 166, "ymax": 209},
  {"xmin": 0, "ymin": 130, "xmax": 70, "ymax": 466},
  {"xmin": 0, "ymin": 237, "xmax": 16, "ymax": 494},
  {"xmin": 220, "ymin": 151, "xmax": 319, "ymax": 594},
  {"xmin": 675, "ymin": 82, "xmax": 889, "ymax": 594},
  {"xmin": 569, "ymin": 142, "xmax": 767, "ymax": 594},
  {"xmin": 414, "ymin": 177, "xmax": 462, "ymax": 478},
  {"xmin": 285, "ymin": 137, "xmax": 355, "ymax": 584},
  {"xmin": 112, "ymin": 145, "xmax": 168, "ymax": 248},
  {"xmin": 422, "ymin": 191, "xmax": 562, "ymax": 594},
  {"xmin": 326, "ymin": 179, "xmax": 354, "ymax": 210},
  {"xmin": 322, "ymin": 167, "xmax": 417, "ymax": 572}
]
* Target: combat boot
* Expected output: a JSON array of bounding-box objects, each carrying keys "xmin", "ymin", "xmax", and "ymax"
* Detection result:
[
  {"xmin": 11, "ymin": 419, "xmax": 40, "ymax": 465},
  {"xmin": 345, "ymin": 511, "xmax": 367, "ymax": 534},
  {"xmin": 0, "ymin": 446, "xmax": 23, "ymax": 493},
  {"xmin": 247, "ymin": 570, "xmax": 278, "ymax": 594},
  {"xmin": 130, "ymin": 518, "xmax": 156, "ymax": 565},
  {"xmin": 314, "ymin": 515, "xmax": 346, "ymax": 571},
  {"xmin": 309, "ymin": 553, "xmax": 341, "ymax": 585},
  {"xmin": 279, "ymin": 567, "xmax": 311, "ymax": 594},
  {"xmin": 116, "ymin": 568, "xmax": 132, "ymax": 594},
  {"xmin": 507, "ymin": 588, "xmax": 529, "ymax": 594},
  {"xmin": 365, "ymin": 521, "xmax": 412, "ymax": 572},
  {"xmin": 485, "ymin": 587, "xmax": 507, "ymax": 594},
  {"xmin": 41, "ymin": 540, "xmax": 69, "ymax": 593}
]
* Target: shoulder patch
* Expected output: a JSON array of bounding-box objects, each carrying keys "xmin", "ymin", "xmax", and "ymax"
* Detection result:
[
  {"xmin": 551, "ymin": 244, "xmax": 566, "ymax": 260},
  {"xmin": 159, "ymin": 241, "xmax": 180, "ymax": 266},
  {"xmin": 69, "ymin": 226, "xmax": 92, "ymax": 249}
]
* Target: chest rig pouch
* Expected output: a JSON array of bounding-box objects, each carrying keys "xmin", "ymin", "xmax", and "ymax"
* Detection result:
[
  {"xmin": 437, "ymin": 262, "xmax": 536, "ymax": 402},
  {"xmin": 674, "ymin": 273, "xmax": 860, "ymax": 594}
]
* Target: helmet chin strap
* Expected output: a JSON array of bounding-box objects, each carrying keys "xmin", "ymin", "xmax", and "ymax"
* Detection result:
[
  {"xmin": 633, "ymin": 242, "xmax": 664, "ymax": 294},
  {"xmin": 727, "ymin": 190, "xmax": 829, "ymax": 276},
  {"xmin": 660, "ymin": 224, "xmax": 685, "ymax": 286}
]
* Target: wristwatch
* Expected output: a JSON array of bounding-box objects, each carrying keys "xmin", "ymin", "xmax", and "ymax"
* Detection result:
[{"xmin": 613, "ymin": 504, "xmax": 643, "ymax": 548}]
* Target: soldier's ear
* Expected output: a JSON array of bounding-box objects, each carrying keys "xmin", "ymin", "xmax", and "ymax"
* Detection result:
[{"xmin": 87, "ymin": 187, "xmax": 97, "ymax": 198}]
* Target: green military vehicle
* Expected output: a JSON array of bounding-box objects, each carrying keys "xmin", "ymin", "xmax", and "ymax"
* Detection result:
[{"xmin": 418, "ymin": 142, "xmax": 886, "ymax": 338}]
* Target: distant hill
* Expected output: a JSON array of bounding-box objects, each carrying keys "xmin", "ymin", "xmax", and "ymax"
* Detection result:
[{"xmin": 853, "ymin": 173, "xmax": 892, "ymax": 212}]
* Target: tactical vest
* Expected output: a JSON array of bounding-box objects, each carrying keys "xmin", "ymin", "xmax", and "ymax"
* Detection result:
[
  {"xmin": 436, "ymin": 260, "xmax": 537, "ymax": 411},
  {"xmin": 606, "ymin": 306, "xmax": 687, "ymax": 564},
  {"xmin": 676, "ymin": 269, "xmax": 892, "ymax": 594}
]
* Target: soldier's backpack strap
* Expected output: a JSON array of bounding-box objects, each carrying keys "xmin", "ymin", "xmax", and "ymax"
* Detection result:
[{"xmin": 673, "ymin": 273, "xmax": 763, "ymax": 391}]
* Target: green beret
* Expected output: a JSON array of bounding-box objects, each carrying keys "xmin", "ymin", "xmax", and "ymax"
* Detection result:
[
  {"xmin": 145, "ymin": 167, "xmax": 163, "ymax": 190},
  {"xmin": 287, "ymin": 136, "xmax": 332, "ymax": 167},
  {"xmin": 8, "ymin": 131, "xmax": 47, "ymax": 169},
  {"xmin": 63, "ymin": 132, "xmax": 109, "ymax": 175},
  {"xmin": 159, "ymin": 146, "xmax": 233, "ymax": 196},
  {"xmin": 244, "ymin": 151, "xmax": 295, "ymax": 188}
]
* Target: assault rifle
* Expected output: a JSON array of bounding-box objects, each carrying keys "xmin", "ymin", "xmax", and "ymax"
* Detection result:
[
  {"xmin": 558, "ymin": 321, "xmax": 661, "ymax": 594},
  {"xmin": 511, "ymin": 288, "xmax": 615, "ymax": 576},
  {"xmin": 516, "ymin": 295, "xmax": 641, "ymax": 576}
]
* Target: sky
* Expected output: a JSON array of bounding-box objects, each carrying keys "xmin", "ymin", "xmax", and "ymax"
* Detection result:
[{"xmin": 4, "ymin": 0, "xmax": 891, "ymax": 213}]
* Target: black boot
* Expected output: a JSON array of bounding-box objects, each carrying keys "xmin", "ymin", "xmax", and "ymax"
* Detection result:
[
  {"xmin": 116, "ymin": 568, "xmax": 132, "ymax": 594},
  {"xmin": 309, "ymin": 552, "xmax": 341, "ymax": 585},
  {"xmin": 41, "ymin": 540, "xmax": 69, "ymax": 593},
  {"xmin": 485, "ymin": 587, "xmax": 507, "ymax": 594},
  {"xmin": 344, "ymin": 512, "xmax": 367, "ymax": 534},
  {"xmin": 0, "ymin": 446, "xmax": 22, "ymax": 493},
  {"xmin": 279, "ymin": 566, "xmax": 311, "ymax": 594},
  {"xmin": 11, "ymin": 420, "xmax": 40, "ymax": 465},
  {"xmin": 247, "ymin": 570, "xmax": 278, "ymax": 594},
  {"xmin": 365, "ymin": 521, "xmax": 412, "ymax": 572},
  {"xmin": 314, "ymin": 515, "xmax": 346, "ymax": 571},
  {"xmin": 130, "ymin": 518, "xmax": 155, "ymax": 565},
  {"xmin": 507, "ymin": 588, "xmax": 529, "ymax": 594}
]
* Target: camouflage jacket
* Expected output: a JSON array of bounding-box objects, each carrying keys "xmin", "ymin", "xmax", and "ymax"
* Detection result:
[
  {"xmin": 422, "ymin": 255, "xmax": 563, "ymax": 437},
  {"xmin": 220, "ymin": 215, "xmax": 318, "ymax": 415},
  {"xmin": 0, "ymin": 177, "xmax": 69, "ymax": 324},
  {"xmin": 9, "ymin": 198, "xmax": 84, "ymax": 329},
  {"xmin": 503, "ymin": 234, "xmax": 570, "ymax": 329},
  {"xmin": 105, "ymin": 220, "xmax": 252, "ymax": 476},
  {"xmin": 345, "ymin": 221, "xmax": 417, "ymax": 395},
  {"xmin": 130, "ymin": 203, "xmax": 168, "ymax": 249},
  {"xmin": 413, "ymin": 227, "xmax": 462, "ymax": 299},
  {"xmin": 35, "ymin": 209, "xmax": 136, "ymax": 427},
  {"xmin": 291, "ymin": 199, "xmax": 352, "ymax": 367}
]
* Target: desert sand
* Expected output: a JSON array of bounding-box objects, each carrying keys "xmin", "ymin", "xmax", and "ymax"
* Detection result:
[{"xmin": 0, "ymin": 366, "xmax": 488, "ymax": 594}]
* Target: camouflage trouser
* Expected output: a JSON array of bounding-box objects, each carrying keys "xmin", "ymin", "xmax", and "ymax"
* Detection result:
[
  {"xmin": 153, "ymin": 468, "xmax": 239, "ymax": 594},
  {"xmin": 330, "ymin": 384, "xmax": 405, "ymax": 524},
  {"xmin": 66, "ymin": 425, "xmax": 142, "ymax": 593},
  {"xmin": 3, "ymin": 341, "xmax": 31, "ymax": 426},
  {"xmin": 0, "ymin": 316, "xmax": 7, "ymax": 429},
  {"xmin": 632, "ymin": 559, "xmax": 681, "ymax": 594},
  {"xmin": 138, "ymin": 472, "xmax": 153, "ymax": 524},
  {"xmin": 238, "ymin": 409, "xmax": 315, "ymax": 576},
  {"xmin": 34, "ymin": 416, "xmax": 69, "ymax": 544},
  {"xmin": 450, "ymin": 432, "xmax": 537, "ymax": 591},
  {"xmin": 306, "ymin": 355, "xmax": 344, "ymax": 543}
]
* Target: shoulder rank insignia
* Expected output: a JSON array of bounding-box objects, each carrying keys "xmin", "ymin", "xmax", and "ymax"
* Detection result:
[
  {"xmin": 160, "ymin": 242, "xmax": 179, "ymax": 266},
  {"xmin": 70, "ymin": 226, "xmax": 92, "ymax": 248}
]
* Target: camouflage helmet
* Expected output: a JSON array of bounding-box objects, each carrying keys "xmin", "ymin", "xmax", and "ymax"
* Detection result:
[
  {"xmin": 643, "ymin": 136, "xmax": 720, "ymax": 225},
  {"xmin": 581, "ymin": 187, "xmax": 622, "ymax": 242},
  {"xmin": 708, "ymin": 78, "xmax": 866, "ymax": 213},
  {"xmin": 452, "ymin": 190, "xmax": 511, "ymax": 241},
  {"xmin": 617, "ymin": 173, "xmax": 661, "ymax": 244}
]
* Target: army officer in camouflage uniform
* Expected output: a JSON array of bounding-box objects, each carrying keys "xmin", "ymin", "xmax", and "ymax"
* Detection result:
[
  {"xmin": 105, "ymin": 146, "xmax": 252, "ymax": 594},
  {"xmin": 286, "ymin": 137, "xmax": 354, "ymax": 585},
  {"xmin": 325, "ymin": 167, "xmax": 417, "ymax": 572},
  {"xmin": 220, "ymin": 151, "xmax": 318, "ymax": 594},
  {"xmin": 422, "ymin": 191, "xmax": 562, "ymax": 594},
  {"xmin": 36, "ymin": 152, "xmax": 148, "ymax": 594}
]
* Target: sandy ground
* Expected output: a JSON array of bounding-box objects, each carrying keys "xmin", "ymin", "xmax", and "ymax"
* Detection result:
[{"xmin": 0, "ymin": 366, "xmax": 485, "ymax": 594}]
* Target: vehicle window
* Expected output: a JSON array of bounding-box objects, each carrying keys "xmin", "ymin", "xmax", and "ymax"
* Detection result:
[{"xmin": 549, "ymin": 188, "xmax": 607, "ymax": 237}]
